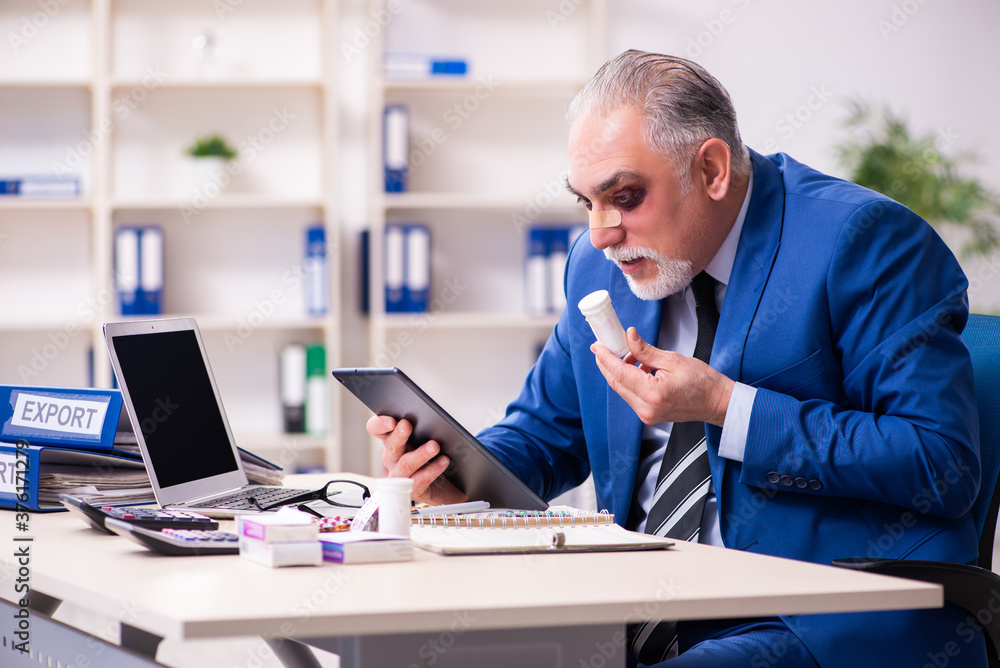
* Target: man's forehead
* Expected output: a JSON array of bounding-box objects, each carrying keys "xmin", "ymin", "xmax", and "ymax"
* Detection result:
[
  {"xmin": 567, "ymin": 107, "xmax": 657, "ymax": 193},
  {"xmin": 568, "ymin": 111, "xmax": 638, "ymax": 170}
]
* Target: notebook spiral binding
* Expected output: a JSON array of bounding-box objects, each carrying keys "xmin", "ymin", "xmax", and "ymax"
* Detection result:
[{"xmin": 411, "ymin": 509, "xmax": 614, "ymax": 529}]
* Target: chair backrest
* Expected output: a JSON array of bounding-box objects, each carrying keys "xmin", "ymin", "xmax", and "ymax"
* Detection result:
[{"xmin": 961, "ymin": 313, "xmax": 1000, "ymax": 569}]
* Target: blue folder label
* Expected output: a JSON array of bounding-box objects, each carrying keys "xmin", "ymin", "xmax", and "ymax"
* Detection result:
[
  {"xmin": 0, "ymin": 453, "xmax": 17, "ymax": 495},
  {"xmin": 8, "ymin": 391, "xmax": 110, "ymax": 439}
]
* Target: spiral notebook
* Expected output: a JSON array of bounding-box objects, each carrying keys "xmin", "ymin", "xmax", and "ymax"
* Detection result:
[
  {"xmin": 411, "ymin": 505, "xmax": 614, "ymax": 529},
  {"xmin": 409, "ymin": 523, "xmax": 673, "ymax": 556}
]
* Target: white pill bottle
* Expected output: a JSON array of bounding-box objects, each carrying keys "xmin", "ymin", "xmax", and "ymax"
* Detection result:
[
  {"xmin": 578, "ymin": 290, "xmax": 630, "ymax": 357},
  {"xmin": 376, "ymin": 477, "xmax": 413, "ymax": 538}
]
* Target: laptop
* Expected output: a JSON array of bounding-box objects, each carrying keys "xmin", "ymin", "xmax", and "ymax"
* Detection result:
[{"xmin": 103, "ymin": 317, "xmax": 312, "ymax": 517}]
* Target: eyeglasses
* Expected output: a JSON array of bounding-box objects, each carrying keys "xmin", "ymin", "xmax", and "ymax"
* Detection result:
[{"xmin": 247, "ymin": 479, "xmax": 371, "ymax": 514}]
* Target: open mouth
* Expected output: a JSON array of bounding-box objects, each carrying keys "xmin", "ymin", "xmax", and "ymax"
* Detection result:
[
  {"xmin": 605, "ymin": 244, "xmax": 654, "ymax": 275},
  {"xmin": 617, "ymin": 256, "xmax": 646, "ymax": 274}
]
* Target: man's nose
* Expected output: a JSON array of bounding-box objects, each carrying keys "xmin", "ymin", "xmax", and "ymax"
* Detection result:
[{"xmin": 589, "ymin": 223, "xmax": 625, "ymax": 250}]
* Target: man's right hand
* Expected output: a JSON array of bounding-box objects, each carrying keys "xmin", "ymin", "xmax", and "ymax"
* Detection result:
[{"xmin": 366, "ymin": 415, "xmax": 469, "ymax": 505}]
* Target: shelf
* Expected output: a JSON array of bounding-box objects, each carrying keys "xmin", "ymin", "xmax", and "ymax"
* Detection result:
[
  {"xmin": 382, "ymin": 311, "xmax": 559, "ymax": 331},
  {"xmin": 0, "ymin": 199, "xmax": 91, "ymax": 211},
  {"xmin": 229, "ymin": 432, "xmax": 329, "ymax": 473},
  {"xmin": 0, "ymin": 80, "xmax": 91, "ymax": 90},
  {"xmin": 110, "ymin": 0, "xmax": 323, "ymax": 85},
  {"xmin": 234, "ymin": 432, "xmax": 329, "ymax": 455},
  {"xmin": 197, "ymin": 313, "xmax": 332, "ymax": 332},
  {"xmin": 382, "ymin": 192, "xmax": 582, "ymax": 212},
  {"xmin": 108, "ymin": 313, "xmax": 332, "ymax": 332},
  {"xmin": 0, "ymin": 320, "xmax": 98, "ymax": 334},
  {"xmin": 384, "ymin": 78, "xmax": 586, "ymax": 96},
  {"xmin": 110, "ymin": 78, "xmax": 324, "ymax": 90},
  {"xmin": 112, "ymin": 194, "xmax": 325, "ymax": 211},
  {"xmin": 109, "ymin": 85, "xmax": 324, "ymax": 203}
]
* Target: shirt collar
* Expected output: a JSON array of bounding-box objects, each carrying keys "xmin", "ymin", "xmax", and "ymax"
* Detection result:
[{"xmin": 704, "ymin": 161, "xmax": 754, "ymax": 288}]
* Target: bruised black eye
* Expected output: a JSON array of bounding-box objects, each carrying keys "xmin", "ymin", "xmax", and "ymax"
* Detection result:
[{"xmin": 614, "ymin": 189, "xmax": 644, "ymax": 211}]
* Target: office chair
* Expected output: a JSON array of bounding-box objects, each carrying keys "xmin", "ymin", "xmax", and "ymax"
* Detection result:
[{"xmin": 834, "ymin": 313, "xmax": 1000, "ymax": 665}]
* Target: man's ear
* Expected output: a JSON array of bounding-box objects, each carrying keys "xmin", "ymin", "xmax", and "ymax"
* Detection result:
[{"xmin": 695, "ymin": 138, "xmax": 732, "ymax": 202}]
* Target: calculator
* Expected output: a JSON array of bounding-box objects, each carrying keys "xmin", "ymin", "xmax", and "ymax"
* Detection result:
[
  {"xmin": 60, "ymin": 494, "xmax": 219, "ymax": 534},
  {"xmin": 105, "ymin": 519, "xmax": 240, "ymax": 556}
]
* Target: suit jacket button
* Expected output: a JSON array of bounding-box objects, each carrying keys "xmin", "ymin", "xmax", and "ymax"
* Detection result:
[
  {"xmin": 808, "ymin": 479, "xmax": 823, "ymax": 491},
  {"xmin": 779, "ymin": 475, "xmax": 794, "ymax": 487},
  {"xmin": 767, "ymin": 472, "xmax": 781, "ymax": 484},
  {"xmin": 794, "ymin": 477, "xmax": 808, "ymax": 489}
]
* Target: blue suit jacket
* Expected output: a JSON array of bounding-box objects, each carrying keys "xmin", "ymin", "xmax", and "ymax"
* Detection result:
[{"xmin": 478, "ymin": 150, "xmax": 985, "ymax": 666}]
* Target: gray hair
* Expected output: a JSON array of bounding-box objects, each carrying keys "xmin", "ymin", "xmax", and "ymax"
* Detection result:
[{"xmin": 568, "ymin": 50, "xmax": 751, "ymax": 181}]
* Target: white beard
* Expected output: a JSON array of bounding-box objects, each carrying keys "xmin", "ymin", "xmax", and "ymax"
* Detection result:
[{"xmin": 604, "ymin": 244, "xmax": 693, "ymax": 301}]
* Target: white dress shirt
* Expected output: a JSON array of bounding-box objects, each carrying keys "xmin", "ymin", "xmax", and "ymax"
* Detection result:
[{"xmin": 632, "ymin": 166, "xmax": 757, "ymax": 547}]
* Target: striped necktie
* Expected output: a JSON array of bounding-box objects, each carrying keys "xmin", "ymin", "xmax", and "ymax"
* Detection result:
[{"xmin": 629, "ymin": 271, "xmax": 719, "ymax": 663}]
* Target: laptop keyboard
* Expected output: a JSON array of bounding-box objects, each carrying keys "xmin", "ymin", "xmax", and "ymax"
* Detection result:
[{"xmin": 188, "ymin": 486, "xmax": 304, "ymax": 510}]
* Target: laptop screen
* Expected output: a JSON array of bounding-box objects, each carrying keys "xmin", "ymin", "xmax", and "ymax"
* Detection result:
[{"xmin": 110, "ymin": 329, "xmax": 240, "ymax": 488}]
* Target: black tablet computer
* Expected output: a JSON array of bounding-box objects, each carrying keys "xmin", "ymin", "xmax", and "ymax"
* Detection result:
[{"xmin": 332, "ymin": 367, "xmax": 547, "ymax": 511}]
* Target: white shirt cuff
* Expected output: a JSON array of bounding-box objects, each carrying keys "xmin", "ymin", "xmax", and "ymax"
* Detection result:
[{"xmin": 717, "ymin": 382, "xmax": 757, "ymax": 463}]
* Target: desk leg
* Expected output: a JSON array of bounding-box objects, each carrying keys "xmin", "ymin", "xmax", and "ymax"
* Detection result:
[
  {"xmin": 302, "ymin": 624, "xmax": 626, "ymax": 668},
  {"xmin": 25, "ymin": 589, "xmax": 61, "ymax": 617},
  {"xmin": 1, "ymin": 598, "xmax": 162, "ymax": 667},
  {"xmin": 265, "ymin": 636, "xmax": 324, "ymax": 668},
  {"xmin": 122, "ymin": 622, "xmax": 164, "ymax": 658}
]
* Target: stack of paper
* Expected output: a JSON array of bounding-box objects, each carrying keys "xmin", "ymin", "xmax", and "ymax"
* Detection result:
[{"xmin": 33, "ymin": 454, "xmax": 154, "ymax": 507}]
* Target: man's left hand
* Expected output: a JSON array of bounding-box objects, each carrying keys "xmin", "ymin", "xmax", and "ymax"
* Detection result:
[{"xmin": 592, "ymin": 327, "xmax": 735, "ymax": 427}]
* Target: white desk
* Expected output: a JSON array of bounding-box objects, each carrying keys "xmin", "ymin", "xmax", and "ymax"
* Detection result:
[{"xmin": 0, "ymin": 483, "xmax": 942, "ymax": 667}]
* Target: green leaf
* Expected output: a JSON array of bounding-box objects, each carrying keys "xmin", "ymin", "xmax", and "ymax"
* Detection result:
[{"xmin": 837, "ymin": 101, "xmax": 1000, "ymax": 258}]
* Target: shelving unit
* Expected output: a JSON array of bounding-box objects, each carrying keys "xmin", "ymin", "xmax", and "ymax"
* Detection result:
[
  {"xmin": 0, "ymin": 0, "xmax": 342, "ymax": 472},
  {"xmin": 0, "ymin": 0, "xmax": 633, "ymax": 481},
  {"xmin": 363, "ymin": 0, "xmax": 607, "ymax": 474}
]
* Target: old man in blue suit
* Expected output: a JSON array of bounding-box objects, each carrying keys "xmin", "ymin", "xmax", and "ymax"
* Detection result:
[{"xmin": 370, "ymin": 50, "xmax": 985, "ymax": 667}]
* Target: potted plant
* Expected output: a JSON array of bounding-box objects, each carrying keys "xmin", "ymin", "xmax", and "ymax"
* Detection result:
[
  {"xmin": 184, "ymin": 133, "xmax": 238, "ymax": 192},
  {"xmin": 837, "ymin": 101, "xmax": 1000, "ymax": 258}
]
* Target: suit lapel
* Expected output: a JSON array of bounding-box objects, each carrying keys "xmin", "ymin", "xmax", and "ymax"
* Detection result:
[
  {"xmin": 709, "ymin": 151, "xmax": 785, "ymax": 544},
  {"xmin": 711, "ymin": 151, "xmax": 785, "ymax": 382}
]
